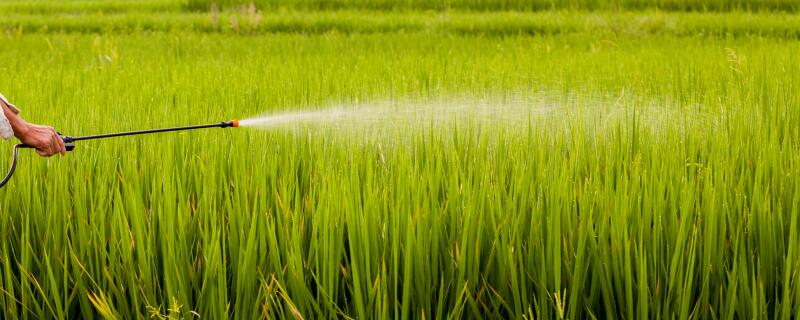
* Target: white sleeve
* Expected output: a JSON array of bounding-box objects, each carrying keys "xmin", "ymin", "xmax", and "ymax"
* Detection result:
[{"xmin": 0, "ymin": 93, "xmax": 21, "ymax": 140}]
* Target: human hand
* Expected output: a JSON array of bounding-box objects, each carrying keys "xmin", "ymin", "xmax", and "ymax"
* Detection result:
[{"xmin": 16, "ymin": 123, "xmax": 67, "ymax": 157}]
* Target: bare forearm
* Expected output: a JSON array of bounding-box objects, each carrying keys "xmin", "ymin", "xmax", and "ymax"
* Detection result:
[
  {"xmin": 0, "ymin": 99, "xmax": 65, "ymax": 156},
  {"xmin": 1, "ymin": 100, "xmax": 29, "ymax": 139}
]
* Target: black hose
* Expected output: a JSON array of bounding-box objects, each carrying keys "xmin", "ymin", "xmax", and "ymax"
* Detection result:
[{"xmin": 0, "ymin": 144, "xmax": 27, "ymax": 188}]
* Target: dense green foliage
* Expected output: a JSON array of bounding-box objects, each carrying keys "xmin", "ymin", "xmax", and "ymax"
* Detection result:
[
  {"xmin": 5, "ymin": 10, "xmax": 800, "ymax": 37},
  {"xmin": 2, "ymin": 0, "xmax": 800, "ymax": 13},
  {"xmin": 183, "ymin": 0, "xmax": 800, "ymax": 12},
  {"xmin": 1, "ymin": 1, "xmax": 799, "ymax": 319}
]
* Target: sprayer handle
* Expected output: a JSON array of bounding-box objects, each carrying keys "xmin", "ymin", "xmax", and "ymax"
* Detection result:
[
  {"xmin": 18, "ymin": 134, "xmax": 75, "ymax": 152},
  {"xmin": 59, "ymin": 134, "xmax": 75, "ymax": 152}
]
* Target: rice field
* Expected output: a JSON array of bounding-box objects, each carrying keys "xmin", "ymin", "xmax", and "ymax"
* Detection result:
[{"xmin": 1, "ymin": 1, "xmax": 799, "ymax": 319}]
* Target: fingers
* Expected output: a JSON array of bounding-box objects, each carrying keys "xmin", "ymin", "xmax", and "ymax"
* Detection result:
[
  {"xmin": 23, "ymin": 125, "xmax": 67, "ymax": 157},
  {"xmin": 36, "ymin": 128, "xmax": 64, "ymax": 157},
  {"xmin": 36, "ymin": 145, "xmax": 54, "ymax": 157},
  {"xmin": 44, "ymin": 130, "xmax": 58, "ymax": 157},
  {"xmin": 35, "ymin": 139, "xmax": 54, "ymax": 157},
  {"xmin": 53, "ymin": 130, "xmax": 66, "ymax": 155}
]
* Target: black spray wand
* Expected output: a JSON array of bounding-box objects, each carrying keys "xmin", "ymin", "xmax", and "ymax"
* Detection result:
[{"xmin": 0, "ymin": 119, "xmax": 239, "ymax": 188}]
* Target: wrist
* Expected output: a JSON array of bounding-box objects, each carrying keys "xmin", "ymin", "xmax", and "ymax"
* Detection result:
[
  {"xmin": 1, "ymin": 100, "xmax": 30, "ymax": 141},
  {"xmin": 12, "ymin": 120, "xmax": 31, "ymax": 141}
]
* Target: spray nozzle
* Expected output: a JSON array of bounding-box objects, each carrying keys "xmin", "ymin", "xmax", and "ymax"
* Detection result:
[{"xmin": 221, "ymin": 119, "xmax": 239, "ymax": 128}]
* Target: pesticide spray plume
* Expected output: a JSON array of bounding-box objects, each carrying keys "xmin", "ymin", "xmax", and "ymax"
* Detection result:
[
  {"xmin": 0, "ymin": 119, "xmax": 239, "ymax": 188},
  {"xmin": 237, "ymin": 92, "xmax": 716, "ymax": 140},
  {"xmin": 0, "ymin": 91, "xmax": 716, "ymax": 189},
  {"xmin": 236, "ymin": 95, "xmax": 558, "ymax": 133}
]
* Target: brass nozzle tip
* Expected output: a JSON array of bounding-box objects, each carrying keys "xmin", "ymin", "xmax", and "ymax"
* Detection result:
[{"xmin": 232, "ymin": 119, "xmax": 239, "ymax": 127}]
